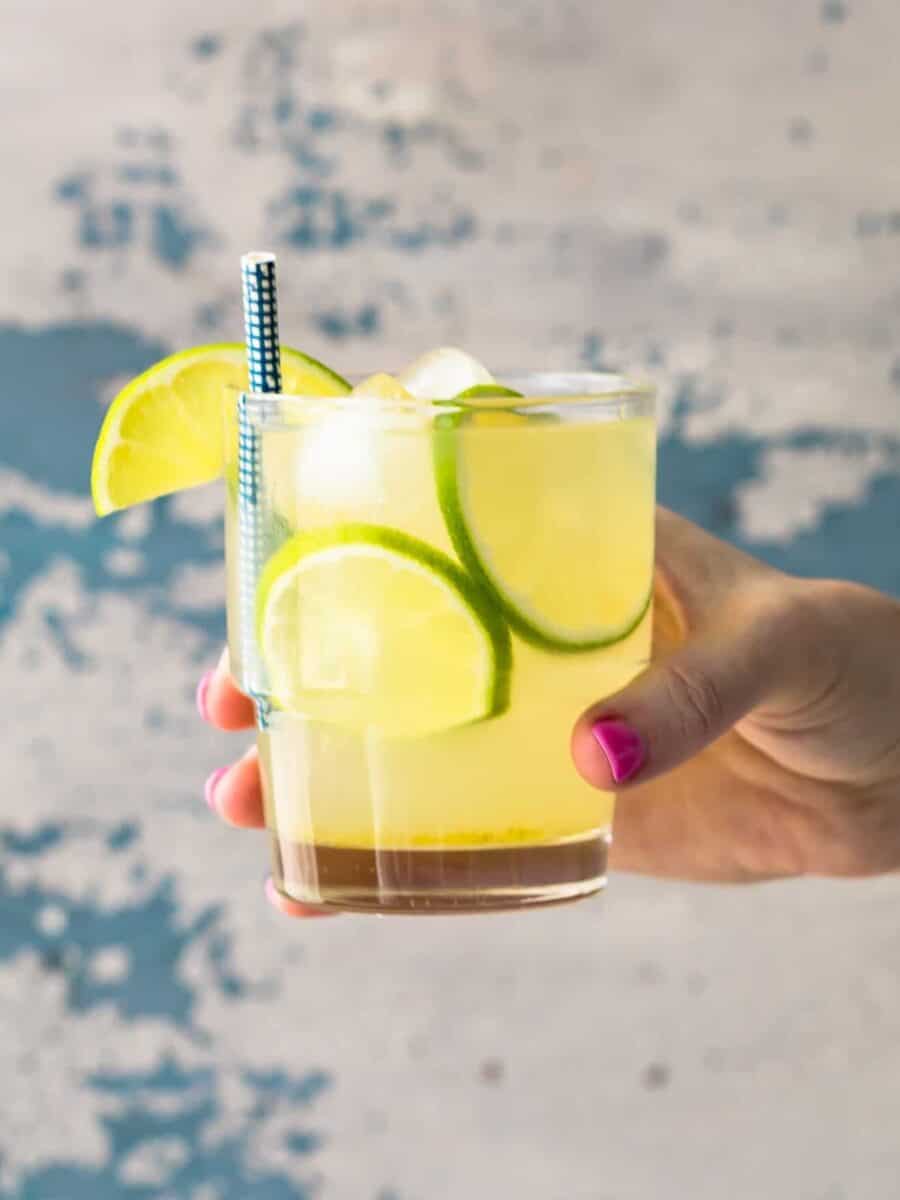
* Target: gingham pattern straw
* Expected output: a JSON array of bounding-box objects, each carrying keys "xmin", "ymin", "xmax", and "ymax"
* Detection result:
[{"xmin": 239, "ymin": 252, "xmax": 283, "ymax": 725}]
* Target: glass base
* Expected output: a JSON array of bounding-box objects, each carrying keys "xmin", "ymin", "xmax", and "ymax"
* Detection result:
[{"xmin": 271, "ymin": 831, "xmax": 609, "ymax": 914}]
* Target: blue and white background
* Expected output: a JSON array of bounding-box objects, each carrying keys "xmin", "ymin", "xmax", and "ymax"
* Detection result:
[{"xmin": 3, "ymin": 2, "xmax": 900, "ymax": 1196}]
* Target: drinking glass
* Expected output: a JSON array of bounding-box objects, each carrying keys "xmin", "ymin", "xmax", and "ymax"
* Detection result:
[{"xmin": 225, "ymin": 372, "xmax": 656, "ymax": 913}]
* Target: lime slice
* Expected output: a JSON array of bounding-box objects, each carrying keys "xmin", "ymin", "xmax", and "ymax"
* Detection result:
[
  {"xmin": 454, "ymin": 384, "xmax": 523, "ymax": 403},
  {"xmin": 352, "ymin": 373, "xmax": 413, "ymax": 401},
  {"xmin": 434, "ymin": 410, "xmax": 655, "ymax": 652},
  {"xmin": 257, "ymin": 524, "xmax": 512, "ymax": 737},
  {"xmin": 91, "ymin": 344, "xmax": 350, "ymax": 515},
  {"xmin": 399, "ymin": 347, "xmax": 495, "ymax": 400}
]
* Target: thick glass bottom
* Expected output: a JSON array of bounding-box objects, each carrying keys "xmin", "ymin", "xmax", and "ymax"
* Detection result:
[{"xmin": 271, "ymin": 831, "xmax": 609, "ymax": 914}]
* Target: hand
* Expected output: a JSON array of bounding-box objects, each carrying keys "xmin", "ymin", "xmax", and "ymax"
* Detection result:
[
  {"xmin": 571, "ymin": 509, "xmax": 900, "ymax": 880},
  {"xmin": 196, "ymin": 655, "xmax": 333, "ymax": 918},
  {"xmin": 198, "ymin": 507, "xmax": 900, "ymax": 905}
]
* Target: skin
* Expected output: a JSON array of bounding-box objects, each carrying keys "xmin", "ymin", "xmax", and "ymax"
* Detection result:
[{"xmin": 201, "ymin": 508, "xmax": 900, "ymax": 914}]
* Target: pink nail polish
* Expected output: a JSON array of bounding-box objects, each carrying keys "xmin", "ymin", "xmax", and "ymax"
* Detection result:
[
  {"xmin": 204, "ymin": 767, "xmax": 228, "ymax": 812},
  {"xmin": 591, "ymin": 719, "xmax": 645, "ymax": 784},
  {"xmin": 195, "ymin": 670, "xmax": 214, "ymax": 722}
]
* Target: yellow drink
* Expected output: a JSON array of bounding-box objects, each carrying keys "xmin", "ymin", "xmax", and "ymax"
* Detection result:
[{"xmin": 226, "ymin": 373, "xmax": 656, "ymax": 912}]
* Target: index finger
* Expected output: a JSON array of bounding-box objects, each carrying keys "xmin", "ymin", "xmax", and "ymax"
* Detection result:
[{"xmin": 196, "ymin": 648, "xmax": 256, "ymax": 731}]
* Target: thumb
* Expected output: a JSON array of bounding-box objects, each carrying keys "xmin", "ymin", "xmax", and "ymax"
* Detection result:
[{"xmin": 571, "ymin": 624, "xmax": 773, "ymax": 790}]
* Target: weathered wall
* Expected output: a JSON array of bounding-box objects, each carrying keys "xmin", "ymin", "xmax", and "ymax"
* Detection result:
[{"xmin": 2, "ymin": 2, "xmax": 898, "ymax": 1197}]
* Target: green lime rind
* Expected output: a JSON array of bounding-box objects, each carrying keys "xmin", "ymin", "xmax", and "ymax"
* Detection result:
[
  {"xmin": 453, "ymin": 384, "xmax": 523, "ymax": 401},
  {"xmin": 433, "ymin": 413, "xmax": 652, "ymax": 654},
  {"xmin": 265, "ymin": 345, "xmax": 352, "ymax": 396},
  {"xmin": 101, "ymin": 343, "xmax": 351, "ymax": 421},
  {"xmin": 256, "ymin": 522, "xmax": 513, "ymax": 722}
]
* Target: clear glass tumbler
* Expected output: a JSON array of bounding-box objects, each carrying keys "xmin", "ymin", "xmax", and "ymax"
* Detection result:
[{"xmin": 225, "ymin": 373, "xmax": 656, "ymax": 913}]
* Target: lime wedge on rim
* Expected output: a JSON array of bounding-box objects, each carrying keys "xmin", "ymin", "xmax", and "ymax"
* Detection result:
[
  {"xmin": 256, "ymin": 524, "xmax": 512, "ymax": 737},
  {"xmin": 91, "ymin": 343, "xmax": 350, "ymax": 515},
  {"xmin": 434, "ymin": 409, "xmax": 655, "ymax": 652}
]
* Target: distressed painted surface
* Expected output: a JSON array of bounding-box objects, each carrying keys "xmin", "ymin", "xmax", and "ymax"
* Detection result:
[{"xmin": 1, "ymin": 1, "xmax": 899, "ymax": 1197}]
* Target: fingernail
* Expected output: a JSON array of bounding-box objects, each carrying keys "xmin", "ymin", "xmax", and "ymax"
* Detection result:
[
  {"xmin": 195, "ymin": 670, "xmax": 214, "ymax": 722},
  {"xmin": 204, "ymin": 766, "xmax": 229, "ymax": 812},
  {"xmin": 264, "ymin": 878, "xmax": 279, "ymax": 905},
  {"xmin": 591, "ymin": 719, "xmax": 645, "ymax": 784}
]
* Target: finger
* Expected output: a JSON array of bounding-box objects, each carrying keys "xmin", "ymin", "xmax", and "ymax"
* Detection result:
[
  {"xmin": 572, "ymin": 619, "xmax": 777, "ymax": 791},
  {"xmin": 205, "ymin": 746, "xmax": 265, "ymax": 828},
  {"xmin": 264, "ymin": 878, "xmax": 336, "ymax": 919},
  {"xmin": 570, "ymin": 511, "xmax": 795, "ymax": 791},
  {"xmin": 197, "ymin": 648, "xmax": 256, "ymax": 731}
]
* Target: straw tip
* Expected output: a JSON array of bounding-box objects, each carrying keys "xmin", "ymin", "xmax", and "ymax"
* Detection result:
[{"xmin": 242, "ymin": 251, "xmax": 277, "ymax": 268}]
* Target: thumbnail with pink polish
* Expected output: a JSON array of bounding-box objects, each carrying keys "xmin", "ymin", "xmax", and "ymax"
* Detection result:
[{"xmin": 591, "ymin": 720, "xmax": 645, "ymax": 783}]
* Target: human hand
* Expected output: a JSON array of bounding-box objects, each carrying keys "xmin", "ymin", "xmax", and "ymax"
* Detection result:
[
  {"xmin": 198, "ymin": 506, "xmax": 900, "ymax": 903},
  {"xmin": 195, "ymin": 656, "xmax": 333, "ymax": 918},
  {"xmin": 572, "ymin": 508, "xmax": 900, "ymax": 880}
]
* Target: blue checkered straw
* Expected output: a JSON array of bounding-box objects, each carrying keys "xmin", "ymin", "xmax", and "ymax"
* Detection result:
[{"xmin": 239, "ymin": 252, "xmax": 283, "ymax": 726}]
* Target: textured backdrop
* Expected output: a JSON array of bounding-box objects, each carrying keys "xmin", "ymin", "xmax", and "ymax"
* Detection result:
[{"xmin": 3, "ymin": 1, "xmax": 900, "ymax": 1197}]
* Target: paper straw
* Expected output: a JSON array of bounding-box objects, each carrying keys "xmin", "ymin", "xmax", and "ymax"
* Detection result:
[
  {"xmin": 242, "ymin": 252, "xmax": 283, "ymax": 394},
  {"xmin": 239, "ymin": 252, "xmax": 283, "ymax": 722}
]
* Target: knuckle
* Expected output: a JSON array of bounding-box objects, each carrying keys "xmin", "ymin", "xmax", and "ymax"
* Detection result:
[
  {"xmin": 661, "ymin": 661, "xmax": 724, "ymax": 742},
  {"xmin": 801, "ymin": 790, "xmax": 900, "ymax": 877}
]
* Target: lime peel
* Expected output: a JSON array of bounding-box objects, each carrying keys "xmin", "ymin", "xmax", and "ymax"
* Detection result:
[
  {"xmin": 256, "ymin": 523, "xmax": 512, "ymax": 737},
  {"xmin": 454, "ymin": 384, "xmax": 523, "ymax": 401},
  {"xmin": 433, "ymin": 411, "xmax": 653, "ymax": 652},
  {"xmin": 91, "ymin": 343, "xmax": 350, "ymax": 516}
]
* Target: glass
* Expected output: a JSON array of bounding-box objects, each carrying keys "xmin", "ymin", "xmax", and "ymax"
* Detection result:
[{"xmin": 225, "ymin": 372, "xmax": 656, "ymax": 913}]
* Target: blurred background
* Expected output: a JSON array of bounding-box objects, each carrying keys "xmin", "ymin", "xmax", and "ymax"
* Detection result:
[{"xmin": 3, "ymin": 0, "xmax": 900, "ymax": 1196}]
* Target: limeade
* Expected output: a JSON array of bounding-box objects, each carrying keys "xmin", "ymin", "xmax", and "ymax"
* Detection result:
[{"xmin": 93, "ymin": 346, "xmax": 655, "ymax": 913}]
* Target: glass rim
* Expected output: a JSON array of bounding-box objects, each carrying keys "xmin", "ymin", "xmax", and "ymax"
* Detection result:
[{"xmin": 232, "ymin": 370, "xmax": 656, "ymax": 426}]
